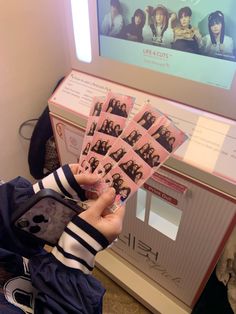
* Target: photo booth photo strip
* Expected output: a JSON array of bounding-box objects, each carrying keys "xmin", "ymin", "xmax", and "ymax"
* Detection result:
[
  {"xmin": 103, "ymin": 91, "xmax": 136, "ymax": 118},
  {"xmin": 78, "ymin": 98, "xmax": 188, "ymax": 204},
  {"xmin": 79, "ymin": 91, "xmax": 136, "ymax": 170}
]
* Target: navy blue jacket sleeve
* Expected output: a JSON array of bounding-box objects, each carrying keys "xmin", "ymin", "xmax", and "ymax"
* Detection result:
[{"xmin": 0, "ymin": 165, "xmax": 108, "ymax": 314}]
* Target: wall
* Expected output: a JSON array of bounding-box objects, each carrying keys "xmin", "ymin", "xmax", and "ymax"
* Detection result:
[{"xmin": 0, "ymin": 0, "xmax": 70, "ymax": 181}]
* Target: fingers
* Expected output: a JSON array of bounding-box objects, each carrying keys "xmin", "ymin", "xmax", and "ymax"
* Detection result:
[
  {"xmin": 74, "ymin": 172, "xmax": 101, "ymax": 185},
  {"xmin": 89, "ymin": 188, "xmax": 116, "ymax": 216},
  {"xmin": 113, "ymin": 205, "xmax": 126, "ymax": 221}
]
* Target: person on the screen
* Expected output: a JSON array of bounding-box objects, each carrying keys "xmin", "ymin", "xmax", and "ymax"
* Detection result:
[
  {"xmin": 112, "ymin": 174, "xmax": 124, "ymax": 194},
  {"xmin": 142, "ymin": 5, "xmax": 176, "ymax": 48},
  {"xmin": 137, "ymin": 111, "xmax": 152, "ymax": 126},
  {"xmin": 157, "ymin": 130, "xmax": 171, "ymax": 147},
  {"xmin": 88, "ymin": 157, "xmax": 99, "ymax": 173},
  {"xmin": 101, "ymin": 0, "xmax": 124, "ymax": 38},
  {"xmin": 202, "ymin": 11, "xmax": 234, "ymax": 60},
  {"xmin": 172, "ymin": 6, "xmax": 202, "ymax": 54},
  {"xmin": 112, "ymin": 99, "xmax": 121, "ymax": 115},
  {"xmin": 98, "ymin": 119, "xmax": 109, "ymax": 134},
  {"xmin": 129, "ymin": 163, "xmax": 141, "ymax": 181},
  {"xmin": 121, "ymin": 8, "xmax": 146, "ymax": 42}
]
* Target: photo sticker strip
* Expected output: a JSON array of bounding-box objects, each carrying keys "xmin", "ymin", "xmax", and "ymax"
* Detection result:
[
  {"xmin": 96, "ymin": 111, "xmax": 126, "ymax": 138},
  {"xmin": 121, "ymin": 120, "xmax": 145, "ymax": 147},
  {"xmin": 103, "ymin": 91, "xmax": 135, "ymax": 118},
  {"xmin": 133, "ymin": 103, "xmax": 164, "ymax": 130},
  {"xmin": 148, "ymin": 117, "xmax": 188, "ymax": 153},
  {"xmin": 90, "ymin": 96, "xmax": 105, "ymax": 117},
  {"xmin": 79, "ymin": 96, "xmax": 105, "ymax": 163},
  {"xmin": 89, "ymin": 132, "xmax": 116, "ymax": 157},
  {"xmin": 133, "ymin": 133, "xmax": 170, "ymax": 168},
  {"xmin": 106, "ymin": 167, "xmax": 137, "ymax": 204},
  {"xmin": 94, "ymin": 156, "xmax": 116, "ymax": 177}
]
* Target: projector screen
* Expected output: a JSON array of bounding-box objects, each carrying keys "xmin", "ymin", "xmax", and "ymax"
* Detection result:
[{"xmin": 66, "ymin": 0, "xmax": 236, "ymax": 120}]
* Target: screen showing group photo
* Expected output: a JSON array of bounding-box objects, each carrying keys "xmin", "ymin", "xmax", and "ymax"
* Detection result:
[{"xmin": 97, "ymin": 0, "xmax": 236, "ymax": 90}]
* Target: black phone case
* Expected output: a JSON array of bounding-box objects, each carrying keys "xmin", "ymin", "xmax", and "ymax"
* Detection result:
[{"xmin": 11, "ymin": 189, "xmax": 84, "ymax": 246}]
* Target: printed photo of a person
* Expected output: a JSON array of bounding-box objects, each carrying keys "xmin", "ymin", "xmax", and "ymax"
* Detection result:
[
  {"xmin": 134, "ymin": 134, "xmax": 170, "ymax": 168},
  {"xmin": 150, "ymin": 122, "xmax": 188, "ymax": 153},
  {"xmin": 107, "ymin": 138, "xmax": 129, "ymax": 162},
  {"xmin": 90, "ymin": 132, "xmax": 116, "ymax": 157},
  {"xmin": 106, "ymin": 167, "xmax": 136, "ymax": 204},
  {"xmin": 118, "ymin": 150, "xmax": 152, "ymax": 184},
  {"xmin": 97, "ymin": 112, "xmax": 126, "ymax": 137},
  {"xmin": 104, "ymin": 92, "xmax": 135, "ymax": 118},
  {"xmin": 90, "ymin": 96, "xmax": 104, "ymax": 116},
  {"xmin": 121, "ymin": 120, "xmax": 144, "ymax": 147},
  {"xmin": 133, "ymin": 104, "xmax": 163, "ymax": 130},
  {"xmin": 94, "ymin": 156, "xmax": 116, "ymax": 176}
]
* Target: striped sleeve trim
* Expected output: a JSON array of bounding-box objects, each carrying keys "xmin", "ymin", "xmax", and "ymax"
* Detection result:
[
  {"xmin": 32, "ymin": 165, "xmax": 86, "ymax": 200},
  {"xmin": 62, "ymin": 164, "xmax": 86, "ymax": 200},
  {"xmin": 51, "ymin": 216, "xmax": 109, "ymax": 273},
  {"xmin": 72, "ymin": 216, "xmax": 109, "ymax": 249}
]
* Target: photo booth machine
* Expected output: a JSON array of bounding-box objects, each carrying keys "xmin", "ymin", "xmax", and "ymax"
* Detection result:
[{"xmin": 48, "ymin": 1, "xmax": 236, "ymax": 313}]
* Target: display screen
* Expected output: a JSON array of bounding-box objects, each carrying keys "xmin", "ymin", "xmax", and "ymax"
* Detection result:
[{"xmin": 97, "ymin": 0, "xmax": 236, "ymax": 90}]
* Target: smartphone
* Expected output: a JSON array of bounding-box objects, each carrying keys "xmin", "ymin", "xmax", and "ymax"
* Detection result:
[{"xmin": 11, "ymin": 189, "xmax": 85, "ymax": 246}]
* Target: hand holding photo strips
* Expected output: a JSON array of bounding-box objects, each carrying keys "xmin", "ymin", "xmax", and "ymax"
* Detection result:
[{"xmin": 79, "ymin": 97, "xmax": 188, "ymax": 208}]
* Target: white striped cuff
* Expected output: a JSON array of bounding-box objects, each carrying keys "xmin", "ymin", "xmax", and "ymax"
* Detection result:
[
  {"xmin": 51, "ymin": 215, "xmax": 109, "ymax": 274},
  {"xmin": 33, "ymin": 164, "xmax": 86, "ymax": 200}
]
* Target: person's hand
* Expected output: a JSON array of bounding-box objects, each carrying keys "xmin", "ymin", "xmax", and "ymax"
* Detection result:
[
  {"xmin": 69, "ymin": 164, "xmax": 126, "ymax": 242},
  {"xmin": 69, "ymin": 163, "xmax": 102, "ymax": 199},
  {"xmin": 79, "ymin": 188, "xmax": 125, "ymax": 243}
]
